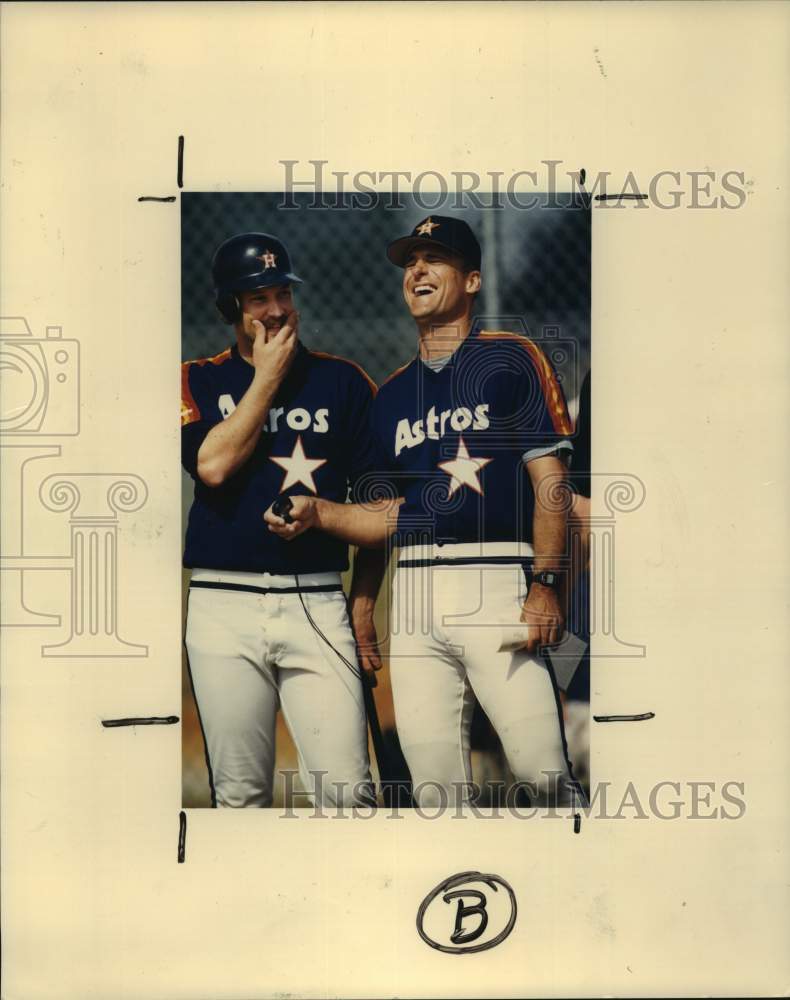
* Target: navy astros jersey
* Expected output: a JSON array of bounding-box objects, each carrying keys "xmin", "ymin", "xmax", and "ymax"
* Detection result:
[
  {"xmin": 370, "ymin": 329, "xmax": 573, "ymax": 547},
  {"xmin": 181, "ymin": 341, "xmax": 377, "ymax": 573}
]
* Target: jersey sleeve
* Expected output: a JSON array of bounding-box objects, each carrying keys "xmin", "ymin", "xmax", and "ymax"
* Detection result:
[
  {"xmin": 181, "ymin": 361, "xmax": 215, "ymax": 479},
  {"xmin": 514, "ymin": 338, "xmax": 574, "ymax": 464},
  {"xmin": 568, "ymin": 368, "xmax": 591, "ymax": 496}
]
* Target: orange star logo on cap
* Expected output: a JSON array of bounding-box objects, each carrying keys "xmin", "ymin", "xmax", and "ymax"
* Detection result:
[{"xmin": 415, "ymin": 218, "xmax": 439, "ymax": 236}]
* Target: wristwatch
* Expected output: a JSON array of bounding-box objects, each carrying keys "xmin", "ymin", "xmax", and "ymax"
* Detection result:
[{"xmin": 532, "ymin": 570, "xmax": 561, "ymax": 588}]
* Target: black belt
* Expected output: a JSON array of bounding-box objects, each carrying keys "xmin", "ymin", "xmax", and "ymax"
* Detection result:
[
  {"xmin": 397, "ymin": 555, "xmax": 533, "ymax": 568},
  {"xmin": 190, "ymin": 580, "xmax": 343, "ymax": 596}
]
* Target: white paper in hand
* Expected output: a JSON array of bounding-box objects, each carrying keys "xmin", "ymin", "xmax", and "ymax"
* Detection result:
[{"xmin": 498, "ymin": 625, "xmax": 588, "ymax": 691}]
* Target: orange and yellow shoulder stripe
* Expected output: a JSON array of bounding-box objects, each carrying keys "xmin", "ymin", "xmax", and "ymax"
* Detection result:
[
  {"xmin": 477, "ymin": 331, "xmax": 573, "ymax": 436},
  {"xmin": 180, "ymin": 347, "xmax": 232, "ymax": 426},
  {"xmin": 309, "ymin": 349, "xmax": 378, "ymax": 397}
]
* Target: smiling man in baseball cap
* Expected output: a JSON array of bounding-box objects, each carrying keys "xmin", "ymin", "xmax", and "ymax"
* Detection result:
[
  {"xmin": 386, "ymin": 215, "xmax": 483, "ymax": 362},
  {"xmin": 266, "ymin": 213, "xmax": 583, "ymax": 810}
]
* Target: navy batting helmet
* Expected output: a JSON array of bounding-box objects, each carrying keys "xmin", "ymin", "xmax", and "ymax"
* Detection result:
[{"xmin": 211, "ymin": 233, "xmax": 303, "ymax": 324}]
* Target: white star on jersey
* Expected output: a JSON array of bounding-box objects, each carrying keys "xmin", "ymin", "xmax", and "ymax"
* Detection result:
[
  {"xmin": 437, "ymin": 436, "xmax": 493, "ymax": 497},
  {"xmin": 270, "ymin": 435, "xmax": 327, "ymax": 493}
]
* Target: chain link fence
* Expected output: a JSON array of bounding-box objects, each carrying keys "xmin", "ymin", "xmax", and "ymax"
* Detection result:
[{"xmin": 181, "ymin": 193, "xmax": 590, "ymax": 397}]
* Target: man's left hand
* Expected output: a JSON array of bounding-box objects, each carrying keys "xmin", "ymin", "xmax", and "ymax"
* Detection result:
[{"xmin": 520, "ymin": 582, "xmax": 564, "ymax": 654}]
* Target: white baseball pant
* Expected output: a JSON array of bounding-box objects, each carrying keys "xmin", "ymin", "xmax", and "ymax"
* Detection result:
[
  {"xmin": 388, "ymin": 542, "xmax": 581, "ymax": 807},
  {"xmin": 185, "ymin": 569, "xmax": 375, "ymax": 808}
]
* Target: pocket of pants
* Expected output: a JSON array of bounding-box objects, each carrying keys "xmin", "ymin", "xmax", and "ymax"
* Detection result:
[
  {"xmin": 185, "ymin": 587, "xmax": 255, "ymax": 653},
  {"xmin": 302, "ymin": 590, "xmax": 351, "ymax": 632}
]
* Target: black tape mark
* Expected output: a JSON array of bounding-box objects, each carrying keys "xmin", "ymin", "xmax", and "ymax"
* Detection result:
[
  {"xmin": 594, "ymin": 193, "xmax": 648, "ymax": 201},
  {"xmin": 137, "ymin": 196, "xmax": 176, "ymax": 203},
  {"xmin": 178, "ymin": 811, "xmax": 187, "ymax": 863},
  {"xmin": 102, "ymin": 716, "xmax": 179, "ymax": 728},
  {"xmin": 579, "ymin": 168, "xmax": 586, "ymax": 185},
  {"xmin": 573, "ymin": 813, "xmax": 582, "ymax": 834},
  {"xmin": 177, "ymin": 135, "xmax": 184, "ymax": 188},
  {"xmin": 593, "ymin": 712, "xmax": 655, "ymax": 722}
]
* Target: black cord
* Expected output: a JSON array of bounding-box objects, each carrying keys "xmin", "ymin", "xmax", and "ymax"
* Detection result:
[
  {"xmin": 273, "ymin": 492, "xmax": 366, "ymax": 685},
  {"xmin": 295, "ymin": 573, "xmax": 362, "ymax": 681},
  {"xmin": 296, "ymin": 575, "xmax": 392, "ymax": 795}
]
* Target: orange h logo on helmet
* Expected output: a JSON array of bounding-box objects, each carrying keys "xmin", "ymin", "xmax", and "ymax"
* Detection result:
[{"xmin": 256, "ymin": 250, "xmax": 278, "ymax": 269}]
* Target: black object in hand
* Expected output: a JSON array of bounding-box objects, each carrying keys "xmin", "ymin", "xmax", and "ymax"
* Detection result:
[{"xmin": 272, "ymin": 494, "xmax": 294, "ymax": 524}]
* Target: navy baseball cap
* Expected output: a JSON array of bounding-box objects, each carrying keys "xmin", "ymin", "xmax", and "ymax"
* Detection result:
[{"xmin": 386, "ymin": 216, "xmax": 482, "ymax": 270}]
